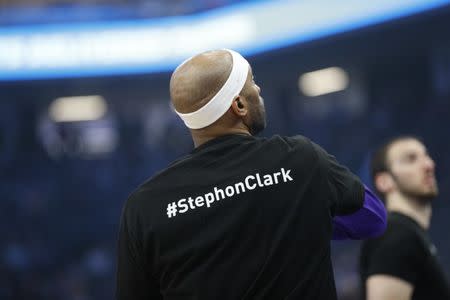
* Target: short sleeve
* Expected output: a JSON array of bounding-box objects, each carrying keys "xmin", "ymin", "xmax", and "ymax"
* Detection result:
[
  {"xmin": 310, "ymin": 141, "xmax": 364, "ymax": 216},
  {"xmin": 365, "ymin": 231, "xmax": 424, "ymax": 284},
  {"xmin": 116, "ymin": 194, "xmax": 162, "ymax": 300}
]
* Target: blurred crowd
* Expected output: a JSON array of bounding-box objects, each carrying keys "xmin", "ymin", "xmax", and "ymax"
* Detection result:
[{"xmin": 1, "ymin": 73, "xmax": 449, "ymax": 299}]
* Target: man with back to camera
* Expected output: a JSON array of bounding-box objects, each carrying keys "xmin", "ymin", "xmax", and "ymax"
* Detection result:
[
  {"xmin": 116, "ymin": 49, "xmax": 387, "ymax": 299},
  {"xmin": 360, "ymin": 136, "xmax": 450, "ymax": 299}
]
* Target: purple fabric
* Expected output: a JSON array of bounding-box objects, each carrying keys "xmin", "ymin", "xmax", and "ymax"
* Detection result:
[{"xmin": 332, "ymin": 185, "xmax": 387, "ymax": 240}]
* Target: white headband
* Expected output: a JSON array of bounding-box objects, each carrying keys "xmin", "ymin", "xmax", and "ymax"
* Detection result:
[{"xmin": 174, "ymin": 49, "xmax": 250, "ymax": 129}]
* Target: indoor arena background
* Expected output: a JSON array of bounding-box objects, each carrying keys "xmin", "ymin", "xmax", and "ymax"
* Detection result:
[{"xmin": 1, "ymin": 1, "xmax": 450, "ymax": 299}]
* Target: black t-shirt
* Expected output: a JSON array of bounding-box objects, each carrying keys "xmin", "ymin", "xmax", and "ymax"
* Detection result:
[
  {"xmin": 360, "ymin": 212, "xmax": 450, "ymax": 300},
  {"xmin": 116, "ymin": 134, "xmax": 364, "ymax": 300}
]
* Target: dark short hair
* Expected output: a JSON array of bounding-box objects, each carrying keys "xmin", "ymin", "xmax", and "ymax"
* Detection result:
[{"xmin": 370, "ymin": 135, "xmax": 421, "ymax": 196}]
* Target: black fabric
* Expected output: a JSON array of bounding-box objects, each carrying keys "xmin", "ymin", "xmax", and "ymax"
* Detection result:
[
  {"xmin": 360, "ymin": 212, "xmax": 450, "ymax": 300},
  {"xmin": 116, "ymin": 134, "xmax": 364, "ymax": 300}
]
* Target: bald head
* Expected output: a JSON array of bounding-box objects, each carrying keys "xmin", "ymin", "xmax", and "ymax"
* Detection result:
[
  {"xmin": 170, "ymin": 50, "xmax": 233, "ymax": 114},
  {"xmin": 169, "ymin": 49, "xmax": 266, "ymax": 144}
]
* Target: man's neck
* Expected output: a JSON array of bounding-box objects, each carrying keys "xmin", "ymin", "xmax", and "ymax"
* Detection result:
[
  {"xmin": 386, "ymin": 193, "xmax": 432, "ymax": 229},
  {"xmin": 191, "ymin": 127, "xmax": 251, "ymax": 148}
]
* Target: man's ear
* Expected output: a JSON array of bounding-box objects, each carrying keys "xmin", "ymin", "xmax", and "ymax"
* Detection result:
[
  {"xmin": 230, "ymin": 96, "xmax": 248, "ymax": 117},
  {"xmin": 375, "ymin": 172, "xmax": 395, "ymax": 194}
]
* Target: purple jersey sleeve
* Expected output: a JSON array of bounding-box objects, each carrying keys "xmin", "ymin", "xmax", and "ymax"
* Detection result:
[{"xmin": 332, "ymin": 185, "xmax": 387, "ymax": 240}]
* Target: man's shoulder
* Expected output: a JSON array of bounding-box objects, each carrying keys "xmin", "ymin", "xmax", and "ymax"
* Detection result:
[
  {"xmin": 266, "ymin": 134, "xmax": 311, "ymax": 145},
  {"xmin": 362, "ymin": 215, "xmax": 423, "ymax": 253},
  {"xmin": 136, "ymin": 163, "xmax": 185, "ymax": 195},
  {"xmin": 122, "ymin": 171, "xmax": 180, "ymax": 221},
  {"xmin": 386, "ymin": 214, "xmax": 425, "ymax": 242},
  {"xmin": 259, "ymin": 134, "xmax": 314, "ymax": 152},
  {"xmin": 125, "ymin": 157, "xmax": 191, "ymax": 207}
]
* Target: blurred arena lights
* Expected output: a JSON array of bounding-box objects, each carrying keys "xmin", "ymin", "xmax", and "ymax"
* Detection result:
[
  {"xmin": 1, "ymin": 0, "xmax": 450, "ymax": 80},
  {"xmin": 0, "ymin": 13, "xmax": 253, "ymax": 80},
  {"xmin": 49, "ymin": 95, "xmax": 107, "ymax": 122},
  {"xmin": 299, "ymin": 67, "xmax": 349, "ymax": 97}
]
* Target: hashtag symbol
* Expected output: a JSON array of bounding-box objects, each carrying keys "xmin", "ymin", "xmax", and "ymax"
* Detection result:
[{"xmin": 167, "ymin": 202, "xmax": 177, "ymax": 218}]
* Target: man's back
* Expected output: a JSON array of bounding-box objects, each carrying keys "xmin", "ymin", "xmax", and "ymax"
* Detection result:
[{"xmin": 117, "ymin": 134, "xmax": 365, "ymax": 300}]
